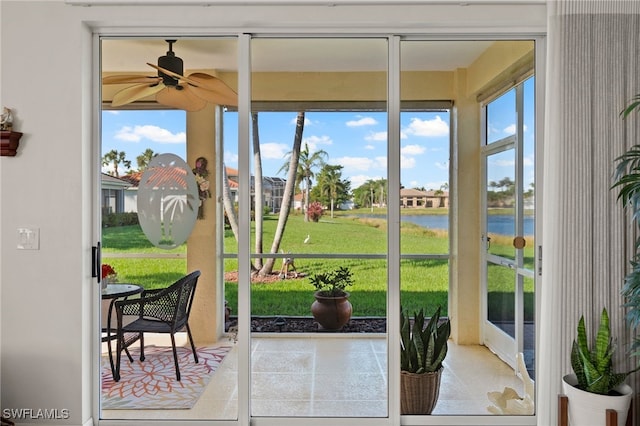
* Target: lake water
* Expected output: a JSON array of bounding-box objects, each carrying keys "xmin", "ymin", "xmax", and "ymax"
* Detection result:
[{"xmin": 357, "ymin": 214, "xmax": 534, "ymax": 236}]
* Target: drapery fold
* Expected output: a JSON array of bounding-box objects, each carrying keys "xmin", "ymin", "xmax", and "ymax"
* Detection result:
[{"xmin": 539, "ymin": 2, "xmax": 640, "ymax": 425}]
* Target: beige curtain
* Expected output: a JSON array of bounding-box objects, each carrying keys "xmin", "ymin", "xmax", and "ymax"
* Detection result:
[{"xmin": 540, "ymin": 1, "xmax": 640, "ymax": 425}]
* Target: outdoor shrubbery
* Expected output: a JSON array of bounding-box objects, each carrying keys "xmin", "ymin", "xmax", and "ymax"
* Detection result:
[
  {"xmin": 307, "ymin": 201, "xmax": 323, "ymax": 222},
  {"xmin": 102, "ymin": 212, "xmax": 139, "ymax": 227}
]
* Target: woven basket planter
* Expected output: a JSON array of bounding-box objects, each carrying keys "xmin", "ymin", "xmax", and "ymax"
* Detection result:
[{"xmin": 400, "ymin": 368, "xmax": 443, "ymax": 415}]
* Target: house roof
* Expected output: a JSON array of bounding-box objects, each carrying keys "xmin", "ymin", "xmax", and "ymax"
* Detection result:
[
  {"xmin": 101, "ymin": 173, "xmax": 133, "ymax": 190},
  {"xmin": 120, "ymin": 171, "xmax": 142, "ymax": 186},
  {"xmin": 400, "ymin": 188, "xmax": 449, "ymax": 197}
]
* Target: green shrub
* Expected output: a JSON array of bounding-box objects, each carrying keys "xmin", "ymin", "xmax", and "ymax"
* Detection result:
[{"xmin": 102, "ymin": 212, "xmax": 139, "ymax": 227}]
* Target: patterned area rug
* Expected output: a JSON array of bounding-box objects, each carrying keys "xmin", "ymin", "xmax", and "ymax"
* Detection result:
[{"xmin": 102, "ymin": 345, "xmax": 231, "ymax": 409}]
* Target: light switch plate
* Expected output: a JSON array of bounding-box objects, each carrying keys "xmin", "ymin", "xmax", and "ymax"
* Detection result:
[{"xmin": 17, "ymin": 227, "xmax": 40, "ymax": 250}]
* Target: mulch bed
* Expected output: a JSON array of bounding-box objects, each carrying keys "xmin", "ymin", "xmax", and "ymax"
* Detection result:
[
  {"xmin": 224, "ymin": 270, "xmax": 386, "ymax": 333},
  {"xmin": 225, "ymin": 270, "xmax": 307, "ymax": 283},
  {"xmin": 227, "ymin": 316, "xmax": 387, "ymax": 333}
]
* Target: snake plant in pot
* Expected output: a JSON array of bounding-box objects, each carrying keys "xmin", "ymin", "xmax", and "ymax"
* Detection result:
[
  {"xmin": 400, "ymin": 305, "xmax": 450, "ymax": 415},
  {"xmin": 562, "ymin": 308, "xmax": 638, "ymax": 426}
]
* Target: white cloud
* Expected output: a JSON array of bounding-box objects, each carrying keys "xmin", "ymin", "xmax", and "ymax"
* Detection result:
[
  {"xmin": 304, "ymin": 135, "xmax": 332, "ymax": 145},
  {"xmin": 401, "ymin": 144, "xmax": 426, "ymax": 155},
  {"xmin": 503, "ymin": 123, "xmax": 528, "ymax": 134},
  {"xmin": 435, "ymin": 161, "xmax": 449, "ymax": 170},
  {"xmin": 404, "ymin": 115, "xmax": 449, "ymax": 137},
  {"xmin": 365, "ymin": 131, "xmax": 388, "ymax": 142},
  {"xmin": 424, "ymin": 181, "xmax": 448, "ymax": 191},
  {"xmin": 401, "ymin": 155, "xmax": 416, "ymax": 169},
  {"xmin": 260, "ymin": 142, "xmax": 289, "ymax": 159},
  {"xmin": 302, "ymin": 135, "xmax": 333, "ymax": 152},
  {"xmin": 524, "ymin": 155, "xmax": 534, "ymax": 166},
  {"xmin": 290, "ymin": 116, "xmax": 313, "ymax": 126},
  {"xmin": 349, "ymin": 174, "xmax": 385, "ymax": 189},
  {"xmin": 115, "ymin": 125, "xmax": 186, "ymax": 144},
  {"xmin": 365, "ymin": 144, "xmax": 376, "ymax": 150},
  {"xmin": 335, "ymin": 156, "xmax": 386, "ymax": 172},
  {"xmin": 492, "ymin": 158, "xmax": 515, "ymax": 167},
  {"xmin": 346, "ymin": 116, "xmax": 378, "ymax": 127},
  {"xmin": 224, "ymin": 151, "xmax": 238, "ymax": 165}
]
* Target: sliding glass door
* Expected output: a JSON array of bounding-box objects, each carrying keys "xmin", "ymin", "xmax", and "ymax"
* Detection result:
[{"xmin": 481, "ymin": 77, "xmax": 536, "ymax": 377}]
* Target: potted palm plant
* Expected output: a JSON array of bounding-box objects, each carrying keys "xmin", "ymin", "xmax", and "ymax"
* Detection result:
[
  {"xmin": 309, "ymin": 266, "xmax": 353, "ymax": 330},
  {"xmin": 562, "ymin": 308, "xmax": 638, "ymax": 426},
  {"xmin": 400, "ymin": 305, "xmax": 450, "ymax": 415},
  {"xmin": 613, "ymin": 95, "xmax": 640, "ymax": 362}
]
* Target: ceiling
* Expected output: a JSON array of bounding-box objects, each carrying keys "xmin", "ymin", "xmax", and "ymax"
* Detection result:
[{"xmin": 101, "ymin": 38, "xmax": 495, "ymax": 73}]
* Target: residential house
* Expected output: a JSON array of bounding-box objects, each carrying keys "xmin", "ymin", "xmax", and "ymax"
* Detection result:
[
  {"xmin": 100, "ymin": 173, "xmax": 132, "ymax": 215},
  {"xmin": 400, "ymin": 188, "xmax": 449, "ymax": 209}
]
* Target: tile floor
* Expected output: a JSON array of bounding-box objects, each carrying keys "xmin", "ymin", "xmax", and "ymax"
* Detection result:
[{"xmin": 102, "ymin": 333, "xmax": 528, "ymax": 420}]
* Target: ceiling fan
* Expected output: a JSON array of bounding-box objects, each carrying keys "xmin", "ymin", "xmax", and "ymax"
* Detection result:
[{"xmin": 102, "ymin": 40, "xmax": 238, "ymax": 111}]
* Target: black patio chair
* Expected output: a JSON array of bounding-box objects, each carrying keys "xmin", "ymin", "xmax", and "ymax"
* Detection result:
[{"xmin": 113, "ymin": 270, "xmax": 201, "ymax": 381}]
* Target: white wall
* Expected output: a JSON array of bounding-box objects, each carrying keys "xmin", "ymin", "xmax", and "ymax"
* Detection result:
[{"xmin": 0, "ymin": 2, "xmax": 546, "ymax": 425}]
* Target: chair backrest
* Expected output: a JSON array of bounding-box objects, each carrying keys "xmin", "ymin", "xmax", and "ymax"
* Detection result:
[
  {"xmin": 138, "ymin": 270, "xmax": 201, "ymax": 331},
  {"xmin": 173, "ymin": 270, "xmax": 200, "ymax": 329}
]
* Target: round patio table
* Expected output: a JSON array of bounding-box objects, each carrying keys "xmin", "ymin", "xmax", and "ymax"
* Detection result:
[{"xmin": 101, "ymin": 283, "xmax": 143, "ymax": 381}]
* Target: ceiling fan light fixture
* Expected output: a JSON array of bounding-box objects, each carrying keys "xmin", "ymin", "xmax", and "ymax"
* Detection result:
[
  {"xmin": 103, "ymin": 39, "xmax": 238, "ymax": 110},
  {"xmin": 157, "ymin": 40, "xmax": 182, "ymax": 87}
]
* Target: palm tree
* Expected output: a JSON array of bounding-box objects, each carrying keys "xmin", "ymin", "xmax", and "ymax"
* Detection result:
[
  {"xmin": 257, "ymin": 111, "xmax": 305, "ymax": 276},
  {"xmin": 252, "ymin": 112, "xmax": 265, "ymax": 269},
  {"xmin": 102, "ymin": 149, "xmax": 131, "ymax": 177},
  {"xmin": 317, "ymin": 164, "xmax": 346, "ymax": 218},
  {"xmin": 136, "ymin": 148, "xmax": 156, "ymax": 172},
  {"xmin": 280, "ymin": 142, "xmax": 327, "ymax": 222},
  {"xmin": 222, "ymin": 112, "xmax": 306, "ymax": 276}
]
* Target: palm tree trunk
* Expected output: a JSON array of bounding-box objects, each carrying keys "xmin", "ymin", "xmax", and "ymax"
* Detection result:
[
  {"xmin": 304, "ymin": 176, "xmax": 310, "ymax": 222},
  {"xmin": 222, "ymin": 166, "xmax": 240, "ymax": 242},
  {"xmin": 252, "ymin": 112, "xmax": 264, "ymax": 270},
  {"xmin": 259, "ymin": 111, "xmax": 305, "ymax": 275}
]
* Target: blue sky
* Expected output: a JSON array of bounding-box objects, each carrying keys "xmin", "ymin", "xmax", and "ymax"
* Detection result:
[{"xmin": 101, "ymin": 77, "xmax": 534, "ymax": 192}]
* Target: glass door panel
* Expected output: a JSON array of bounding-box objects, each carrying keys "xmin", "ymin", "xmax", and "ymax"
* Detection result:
[
  {"xmin": 100, "ymin": 37, "xmax": 239, "ymax": 422},
  {"xmin": 482, "ymin": 76, "xmax": 536, "ymax": 382},
  {"xmin": 247, "ymin": 37, "xmax": 388, "ymax": 418}
]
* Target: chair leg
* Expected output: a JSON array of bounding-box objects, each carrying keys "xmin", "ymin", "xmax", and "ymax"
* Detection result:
[
  {"xmin": 124, "ymin": 346, "xmax": 134, "ymax": 363},
  {"xmin": 114, "ymin": 333, "xmax": 123, "ymax": 382},
  {"xmin": 186, "ymin": 323, "xmax": 199, "ymax": 364},
  {"xmin": 139, "ymin": 332, "xmax": 145, "ymax": 362},
  {"xmin": 170, "ymin": 333, "xmax": 181, "ymax": 381}
]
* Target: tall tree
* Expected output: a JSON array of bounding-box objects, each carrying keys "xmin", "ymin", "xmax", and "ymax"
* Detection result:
[
  {"xmin": 353, "ymin": 178, "xmax": 387, "ymax": 209},
  {"xmin": 136, "ymin": 148, "xmax": 156, "ymax": 172},
  {"xmin": 252, "ymin": 112, "xmax": 264, "ymax": 269},
  {"xmin": 316, "ymin": 164, "xmax": 350, "ymax": 218},
  {"xmin": 102, "ymin": 149, "xmax": 131, "ymax": 177},
  {"xmin": 258, "ymin": 112, "xmax": 305, "ymax": 276},
  {"xmin": 222, "ymin": 112, "xmax": 306, "ymax": 276},
  {"xmin": 280, "ymin": 142, "xmax": 327, "ymax": 222},
  {"xmin": 222, "ymin": 165, "xmax": 240, "ymax": 242}
]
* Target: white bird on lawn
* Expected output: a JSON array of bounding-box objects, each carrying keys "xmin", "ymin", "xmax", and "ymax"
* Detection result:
[{"xmin": 304, "ymin": 234, "xmax": 310, "ymax": 244}]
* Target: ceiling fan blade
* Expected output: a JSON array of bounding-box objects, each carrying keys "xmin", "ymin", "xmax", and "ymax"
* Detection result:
[
  {"xmin": 111, "ymin": 83, "xmax": 165, "ymax": 107},
  {"xmin": 187, "ymin": 73, "xmax": 238, "ymax": 106},
  {"xmin": 156, "ymin": 86, "xmax": 207, "ymax": 112},
  {"xmin": 147, "ymin": 62, "xmax": 183, "ymax": 80},
  {"xmin": 103, "ymin": 74, "xmax": 162, "ymax": 85}
]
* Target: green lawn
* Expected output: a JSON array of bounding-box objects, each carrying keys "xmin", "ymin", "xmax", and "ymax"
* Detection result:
[{"xmin": 102, "ymin": 211, "xmax": 534, "ymax": 318}]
